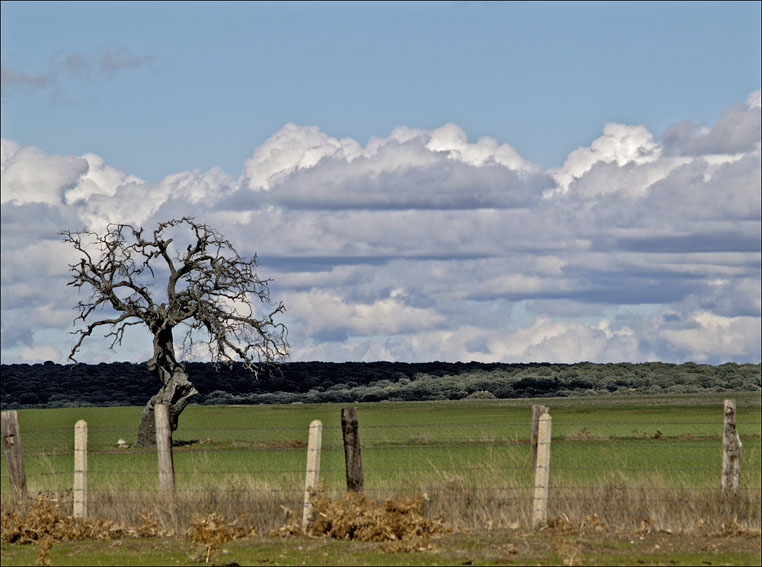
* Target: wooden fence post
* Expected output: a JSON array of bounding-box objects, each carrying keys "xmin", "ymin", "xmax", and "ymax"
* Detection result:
[
  {"xmin": 721, "ymin": 399, "xmax": 742, "ymax": 492},
  {"xmin": 532, "ymin": 412, "xmax": 552, "ymax": 528},
  {"xmin": 73, "ymin": 420, "xmax": 88, "ymax": 519},
  {"xmin": 1, "ymin": 410, "xmax": 27, "ymax": 501},
  {"xmin": 341, "ymin": 407, "xmax": 364, "ymax": 492},
  {"xmin": 155, "ymin": 404, "xmax": 176, "ymax": 499},
  {"xmin": 531, "ymin": 405, "xmax": 549, "ymax": 470},
  {"xmin": 302, "ymin": 420, "xmax": 323, "ymax": 532}
]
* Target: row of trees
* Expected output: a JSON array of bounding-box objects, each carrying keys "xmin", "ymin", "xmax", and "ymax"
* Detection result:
[{"xmin": 2, "ymin": 360, "xmax": 759, "ymax": 409}]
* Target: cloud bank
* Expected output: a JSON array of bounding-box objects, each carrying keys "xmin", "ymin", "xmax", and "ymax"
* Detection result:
[{"xmin": 2, "ymin": 90, "xmax": 760, "ymax": 365}]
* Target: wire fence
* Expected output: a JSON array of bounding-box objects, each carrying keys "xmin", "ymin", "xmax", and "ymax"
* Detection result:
[{"xmin": 2, "ymin": 401, "xmax": 760, "ymax": 533}]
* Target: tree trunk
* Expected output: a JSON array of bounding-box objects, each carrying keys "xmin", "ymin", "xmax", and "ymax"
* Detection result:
[{"xmin": 135, "ymin": 327, "xmax": 198, "ymax": 448}]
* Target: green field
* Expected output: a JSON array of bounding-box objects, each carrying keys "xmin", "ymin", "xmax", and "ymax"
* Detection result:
[
  {"xmin": 2, "ymin": 392, "xmax": 761, "ymax": 533},
  {"xmin": 2, "ymin": 393, "xmax": 761, "ymax": 566}
]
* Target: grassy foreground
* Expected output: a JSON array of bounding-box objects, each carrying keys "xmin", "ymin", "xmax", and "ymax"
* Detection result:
[
  {"xmin": 2, "ymin": 529, "xmax": 761, "ymax": 566},
  {"xmin": 2, "ymin": 392, "xmax": 761, "ymax": 565}
]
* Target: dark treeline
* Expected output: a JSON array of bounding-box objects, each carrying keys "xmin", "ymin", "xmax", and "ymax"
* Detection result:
[{"xmin": 1, "ymin": 360, "xmax": 760, "ymax": 410}]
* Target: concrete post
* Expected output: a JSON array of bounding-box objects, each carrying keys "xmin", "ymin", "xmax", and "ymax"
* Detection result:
[
  {"xmin": 302, "ymin": 420, "xmax": 323, "ymax": 532},
  {"xmin": 532, "ymin": 413, "xmax": 552, "ymax": 528},
  {"xmin": 73, "ymin": 419, "xmax": 88, "ymax": 518}
]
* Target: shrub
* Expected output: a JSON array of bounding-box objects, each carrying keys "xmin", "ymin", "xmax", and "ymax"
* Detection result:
[{"xmin": 306, "ymin": 493, "xmax": 449, "ymax": 541}]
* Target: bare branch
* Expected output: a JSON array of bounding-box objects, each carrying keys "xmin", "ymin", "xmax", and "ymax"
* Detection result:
[
  {"xmin": 61, "ymin": 217, "xmax": 289, "ymax": 370},
  {"xmin": 67, "ymin": 311, "xmax": 139, "ymax": 363}
]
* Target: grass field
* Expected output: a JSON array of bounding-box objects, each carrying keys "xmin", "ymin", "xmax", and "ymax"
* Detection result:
[{"xmin": 2, "ymin": 392, "xmax": 761, "ymax": 565}]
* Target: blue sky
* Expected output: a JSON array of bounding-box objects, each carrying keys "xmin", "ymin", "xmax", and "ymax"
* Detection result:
[
  {"xmin": 3, "ymin": 2, "xmax": 760, "ymax": 180},
  {"xmin": 1, "ymin": 1, "xmax": 760, "ymax": 365}
]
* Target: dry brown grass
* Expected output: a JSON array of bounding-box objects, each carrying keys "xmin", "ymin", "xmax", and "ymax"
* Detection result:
[
  {"xmin": 40, "ymin": 473, "xmax": 301, "ymax": 534},
  {"xmin": 186, "ymin": 512, "xmax": 256, "ymax": 563},
  {"xmin": 1, "ymin": 494, "xmax": 260, "ymax": 565},
  {"xmin": 547, "ymin": 479, "xmax": 761, "ymax": 533},
  {"xmin": 1, "ymin": 494, "xmax": 127, "ymax": 545},
  {"xmin": 307, "ymin": 492, "xmax": 449, "ymax": 541},
  {"xmin": 2, "ymin": 486, "xmax": 759, "ymax": 567},
  {"xmin": 2, "ymin": 471, "xmax": 758, "ymax": 548},
  {"xmin": 1, "ymin": 494, "xmax": 158, "ymax": 565}
]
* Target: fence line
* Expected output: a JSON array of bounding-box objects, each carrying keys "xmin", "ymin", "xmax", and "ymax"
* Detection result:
[{"xmin": 2, "ymin": 399, "xmax": 761, "ymax": 532}]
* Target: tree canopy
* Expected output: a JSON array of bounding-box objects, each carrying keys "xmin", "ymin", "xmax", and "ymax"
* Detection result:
[
  {"xmin": 62, "ymin": 217, "xmax": 288, "ymax": 368},
  {"xmin": 61, "ymin": 217, "xmax": 288, "ymax": 445}
]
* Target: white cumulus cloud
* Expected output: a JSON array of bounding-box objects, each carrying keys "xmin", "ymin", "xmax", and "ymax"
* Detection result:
[
  {"xmin": 1, "ymin": 89, "xmax": 760, "ymax": 365},
  {"xmin": 1, "ymin": 143, "xmax": 88, "ymax": 206},
  {"xmin": 551, "ymin": 122, "xmax": 661, "ymax": 193}
]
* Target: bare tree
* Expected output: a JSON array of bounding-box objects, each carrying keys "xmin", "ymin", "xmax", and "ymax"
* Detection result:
[{"xmin": 61, "ymin": 217, "xmax": 288, "ymax": 447}]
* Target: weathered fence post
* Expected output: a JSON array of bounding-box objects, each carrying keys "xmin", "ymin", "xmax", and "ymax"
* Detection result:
[
  {"xmin": 721, "ymin": 399, "xmax": 742, "ymax": 492},
  {"xmin": 531, "ymin": 405, "xmax": 549, "ymax": 470},
  {"xmin": 155, "ymin": 404, "xmax": 176, "ymax": 499},
  {"xmin": 532, "ymin": 412, "xmax": 552, "ymax": 529},
  {"xmin": 341, "ymin": 407, "xmax": 364, "ymax": 492},
  {"xmin": 73, "ymin": 419, "xmax": 88, "ymax": 519},
  {"xmin": 302, "ymin": 419, "xmax": 323, "ymax": 532},
  {"xmin": 1, "ymin": 410, "xmax": 27, "ymax": 501}
]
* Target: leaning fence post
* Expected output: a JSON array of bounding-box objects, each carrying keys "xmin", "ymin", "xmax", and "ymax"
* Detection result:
[
  {"xmin": 532, "ymin": 412, "xmax": 552, "ymax": 528},
  {"xmin": 1, "ymin": 410, "xmax": 27, "ymax": 501},
  {"xmin": 341, "ymin": 407, "xmax": 364, "ymax": 492},
  {"xmin": 73, "ymin": 420, "xmax": 88, "ymax": 519},
  {"xmin": 531, "ymin": 405, "xmax": 549, "ymax": 470},
  {"xmin": 302, "ymin": 420, "xmax": 323, "ymax": 532},
  {"xmin": 155, "ymin": 404, "xmax": 176, "ymax": 499},
  {"xmin": 721, "ymin": 399, "xmax": 742, "ymax": 492}
]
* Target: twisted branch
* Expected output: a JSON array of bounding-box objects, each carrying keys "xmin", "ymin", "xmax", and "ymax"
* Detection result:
[{"xmin": 61, "ymin": 217, "xmax": 289, "ymax": 370}]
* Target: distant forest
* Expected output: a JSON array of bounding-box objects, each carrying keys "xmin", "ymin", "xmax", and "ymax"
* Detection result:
[{"xmin": 1, "ymin": 360, "xmax": 760, "ymax": 410}]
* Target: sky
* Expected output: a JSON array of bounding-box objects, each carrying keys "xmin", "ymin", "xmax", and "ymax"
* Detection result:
[{"xmin": 1, "ymin": 1, "xmax": 760, "ymax": 366}]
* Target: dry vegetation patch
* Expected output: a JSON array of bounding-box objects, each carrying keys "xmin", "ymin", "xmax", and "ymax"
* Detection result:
[
  {"xmin": 2, "ymin": 496, "xmax": 259, "ymax": 565},
  {"xmin": 309, "ymin": 493, "xmax": 449, "ymax": 542},
  {"xmin": 1, "ymin": 495, "xmax": 127, "ymax": 545},
  {"xmin": 2, "ymin": 495, "xmax": 133, "ymax": 565},
  {"xmin": 273, "ymin": 492, "xmax": 450, "ymax": 545},
  {"xmin": 186, "ymin": 512, "xmax": 256, "ymax": 563}
]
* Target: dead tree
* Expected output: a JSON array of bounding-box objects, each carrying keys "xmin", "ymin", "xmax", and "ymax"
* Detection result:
[{"xmin": 61, "ymin": 217, "xmax": 288, "ymax": 447}]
